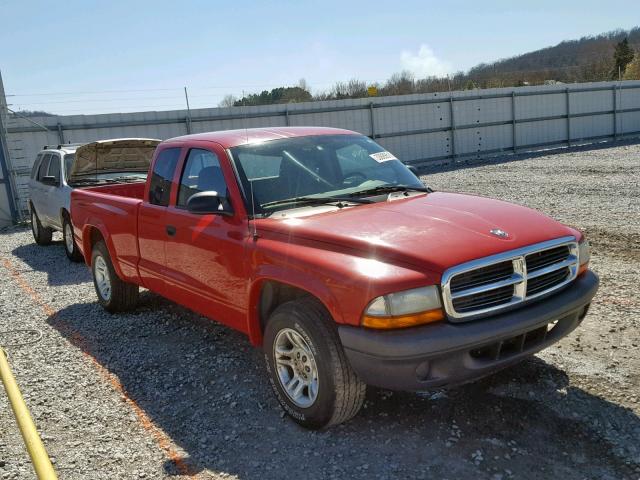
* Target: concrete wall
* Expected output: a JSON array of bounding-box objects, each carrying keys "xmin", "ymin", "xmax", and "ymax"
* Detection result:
[{"xmin": 2, "ymin": 80, "xmax": 640, "ymax": 225}]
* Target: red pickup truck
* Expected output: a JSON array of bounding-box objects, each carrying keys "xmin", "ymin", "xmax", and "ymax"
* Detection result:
[{"xmin": 71, "ymin": 127, "xmax": 598, "ymax": 428}]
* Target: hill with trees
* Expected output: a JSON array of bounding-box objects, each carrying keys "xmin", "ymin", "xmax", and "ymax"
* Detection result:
[
  {"xmin": 465, "ymin": 27, "xmax": 640, "ymax": 86},
  {"xmin": 224, "ymin": 27, "xmax": 640, "ymax": 106}
]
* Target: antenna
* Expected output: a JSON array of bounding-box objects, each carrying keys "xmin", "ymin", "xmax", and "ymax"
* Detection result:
[
  {"xmin": 242, "ymin": 90, "xmax": 258, "ymax": 240},
  {"xmin": 249, "ymin": 178, "xmax": 258, "ymax": 241}
]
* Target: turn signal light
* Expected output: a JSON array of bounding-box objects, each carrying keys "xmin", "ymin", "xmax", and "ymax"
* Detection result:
[
  {"xmin": 578, "ymin": 239, "xmax": 590, "ymax": 276},
  {"xmin": 362, "ymin": 308, "xmax": 444, "ymax": 329}
]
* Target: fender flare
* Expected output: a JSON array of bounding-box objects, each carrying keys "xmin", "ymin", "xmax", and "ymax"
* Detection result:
[
  {"xmin": 246, "ymin": 265, "xmax": 342, "ymax": 346},
  {"xmin": 80, "ymin": 221, "xmax": 126, "ymax": 280}
]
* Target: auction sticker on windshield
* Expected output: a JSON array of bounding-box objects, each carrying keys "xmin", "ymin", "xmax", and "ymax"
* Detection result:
[{"xmin": 370, "ymin": 151, "xmax": 398, "ymax": 163}]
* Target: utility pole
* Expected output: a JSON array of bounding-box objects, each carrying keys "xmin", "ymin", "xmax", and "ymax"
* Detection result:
[
  {"xmin": 184, "ymin": 86, "xmax": 192, "ymax": 134},
  {"xmin": 0, "ymin": 69, "xmax": 19, "ymax": 223}
]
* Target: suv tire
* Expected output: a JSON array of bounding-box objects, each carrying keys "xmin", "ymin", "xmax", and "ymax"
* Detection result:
[
  {"xmin": 62, "ymin": 213, "xmax": 83, "ymax": 262},
  {"xmin": 31, "ymin": 207, "xmax": 52, "ymax": 246}
]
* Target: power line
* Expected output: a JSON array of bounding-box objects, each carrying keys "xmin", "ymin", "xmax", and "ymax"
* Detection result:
[
  {"xmin": 10, "ymin": 104, "xmax": 190, "ymax": 114},
  {"xmin": 8, "ymin": 95, "xmax": 187, "ymax": 106},
  {"xmin": 6, "ymin": 81, "xmax": 337, "ymax": 98}
]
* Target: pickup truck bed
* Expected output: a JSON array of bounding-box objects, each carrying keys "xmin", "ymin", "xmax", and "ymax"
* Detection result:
[{"xmin": 72, "ymin": 182, "xmax": 146, "ymax": 284}]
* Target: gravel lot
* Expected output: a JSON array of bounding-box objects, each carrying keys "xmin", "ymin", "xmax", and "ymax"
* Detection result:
[{"xmin": 0, "ymin": 142, "xmax": 639, "ymax": 480}]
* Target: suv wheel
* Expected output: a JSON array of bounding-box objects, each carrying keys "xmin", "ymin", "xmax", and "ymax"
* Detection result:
[
  {"xmin": 62, "ymin": 214, "xmax": 83, "ymax": 262},
  {"xmin": 31, "ymin": 208, "xmax": 52, "ymax": 246},
  {"xmin": 91, "ymin": 241, "xmax": 139, "ymax": 312},
  {"xmin": 263, "ymin": 297, "xmax": 366, "ymax": 429}
]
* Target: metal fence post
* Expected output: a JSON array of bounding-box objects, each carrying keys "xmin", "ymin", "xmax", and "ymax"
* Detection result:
[
  {"xmin": 285, "ymin": 106, "xmax": 290, "ymax": 126},
  {"xmin": 511, "ymin": 91, "xmax": 517, "ymax": 152},
  {"xmin": 0, "ymin": 112, "xmax": 18, "ymax": 222},
  {"xmin": 0, "ymin": 68, "xmax": 19, "ymax": 223},
  {"xmin": 449, "ymin": 95, "xmax": 456, "ymax": 159},
  {"xmin": 369, "ymin": 102, "xmax": 376, "ymax": 138},
  {"xmin": 57, "ymin": 123, "xmax": 64, "ymax": 144},
  {"xmin": 566, "ymin": 88, "xmax": 571, "ymax": 147},
  {"xmin": 612, "ymin": 84, "xmax": 618, "ymax": 140}
]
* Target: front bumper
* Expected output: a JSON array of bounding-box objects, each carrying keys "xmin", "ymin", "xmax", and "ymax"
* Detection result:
[{"xmin": 339, "ymin": 270, "xmax": 599, "ymax": 391}]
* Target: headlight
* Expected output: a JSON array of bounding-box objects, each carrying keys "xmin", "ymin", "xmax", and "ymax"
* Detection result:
[
  {"xmin": 578, "ymin": 238, "xmax": 590, "ymax": 275},
  {"xmin": 362, "ymin": 286, "xmax": 444, "ymax": 329}
]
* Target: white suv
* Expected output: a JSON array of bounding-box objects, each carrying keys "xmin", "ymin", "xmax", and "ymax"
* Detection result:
[
  {"xmin": 28, "ymin": 144, "xmax": 83, "ymax": 260},
  {"xmin": 28, "ymin": 138, "xmax": 160, "ymax": 261}
]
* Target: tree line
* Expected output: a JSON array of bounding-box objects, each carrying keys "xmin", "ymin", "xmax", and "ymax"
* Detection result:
[{"xmin": 222, "ymin": 27, "xmax": 640, "ymax": 107}]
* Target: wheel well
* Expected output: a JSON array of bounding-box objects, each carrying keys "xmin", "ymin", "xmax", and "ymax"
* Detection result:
[
  {"xmin": 259, "ymin": 281, "xmax": 312, "ymax": 333},
  {"xmin": 84, "ymin": 227, "xmax": 105, "ymax": 265}
]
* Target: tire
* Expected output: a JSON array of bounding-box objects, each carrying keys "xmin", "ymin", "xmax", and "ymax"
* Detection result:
[
  {"xmin": 91, "ymin": 240, "xmax": 139, "ymax": 313},
  {"xmin": 263, "ymin": 297, "xmax": 366, "ymax": 429},
  {"xmin": 30, "ymin": 207, "xmax": 52, "ymax": 246},
  {"xmin": 62, "ymin": 214, "xmax": 83, "ymax": 262}
]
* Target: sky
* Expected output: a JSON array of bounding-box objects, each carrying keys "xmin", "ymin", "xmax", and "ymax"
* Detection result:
[{"xmin": 0, "ymin": 0, "xmax": 638, "ymax": 115}]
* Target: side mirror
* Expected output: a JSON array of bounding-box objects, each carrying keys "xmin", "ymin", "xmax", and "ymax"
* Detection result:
[
  {"xmin": 187, "ymin": 191, "xmax": 233, "ymax": 216},
  {"xmin": 41, "ymin": 176, "xmax": 59, "ymax": 187},
  {"xmin": 407, "ymin": 165, "xmax": 420, "ymax": 177}
]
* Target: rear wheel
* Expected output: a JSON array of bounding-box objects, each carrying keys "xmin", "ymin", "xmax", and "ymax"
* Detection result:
[
  {"xmin": 31, "ymin": 207, "xmax": 52, "ymax": 246},
  {"xmin": 62, "ymin": 214, "xmax": 83, "ymax": 262},
  {"xmin": 263, "ymin": 297, "xmax": 366, "ymax": 429},
  {"xmin": 91, "ymin": 241, "xmax": 139, "ymax": 312}
]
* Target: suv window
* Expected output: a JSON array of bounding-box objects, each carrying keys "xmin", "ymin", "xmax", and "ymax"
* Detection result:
[
  {"xmin": 148, "ymin": 148, "xmax": 181, "ymax": 206},
  {"xmin": 31, "ymin": 154, "xmax": 43, "ymax": 179},
  {"xmin": 48, "ymin": 155, "xmax": 61, "ymax": 184},
  {"xmin": 177, "ymin": 149, "xmax": 226, "ymax": 207},
  {"xmin": 37, "ymin": 154, "xmax": 51, "ymax": 181},
  {"xmin": 63, "ymin": 154, "xmax": 75, "ymax": 181}
]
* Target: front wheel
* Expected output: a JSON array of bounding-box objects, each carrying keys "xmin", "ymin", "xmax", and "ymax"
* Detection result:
[
  {"xmin": 62, "ymin": 215, "xmax": 83, "ymax": 262},
  {"xmin": 31, "ymin": 207, "xmax": 52, "ymax": 246},
  {"xmin": 263, "ymin": 297, "xmax": 366, "ymax": 429},
  {"xmin": 91, "ymin": 241, "xmax": 139, "ymax": 313}
]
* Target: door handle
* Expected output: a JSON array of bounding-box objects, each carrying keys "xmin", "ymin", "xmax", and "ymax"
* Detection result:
[{"xmin": 166, "ymin": 225, "xmax": 177, "ymax": 237}]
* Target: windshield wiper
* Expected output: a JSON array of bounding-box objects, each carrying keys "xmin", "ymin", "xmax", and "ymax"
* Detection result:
[
  {"xmin": 69, "ymin": 178, "xmax": 121, "ymax": 185},
  {"xmin": 262, "ymin": 196, "xmax": 373, "ymax": 209},
  {"xmin": 348, "ymin": 184, "xmax": 432, "ymax": 197},
  {"xmin": 109, "ymin": 176, "xmax": 146, "ymax": 183}
]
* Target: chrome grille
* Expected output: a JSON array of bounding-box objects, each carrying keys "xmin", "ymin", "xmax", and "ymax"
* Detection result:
[
  {"xmin": 441, "ymin": 237, "xmax": 579, "ymax": 321},
  {"xmin": 450, "ymin": 260, "xmax": 514, "ymax": 293}
]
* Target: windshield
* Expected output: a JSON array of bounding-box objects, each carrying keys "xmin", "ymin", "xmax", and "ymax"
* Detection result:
[{"xmin": 230, "ymin": 134, "xmax": 424, "ymax": 216}]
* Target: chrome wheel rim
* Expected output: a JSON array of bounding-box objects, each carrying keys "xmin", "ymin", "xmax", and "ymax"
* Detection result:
[
  {"xmin": 31, "ymin": 211, "xmax": 37, "ymax": 238},
  {"xmin": 94, "ymin": 255, "xmax": 111, "ymax": 301},
  {"xmin": 64, "ymin": 222, "xmax": 74, "ymax": 253},
  {"xmin": 273, "ymin": 328, "xmax": 319, "ymax": 408}
]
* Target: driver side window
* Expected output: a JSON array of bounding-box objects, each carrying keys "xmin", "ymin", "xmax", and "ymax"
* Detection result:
[
  {"xmin": 37, "ymin": 154, "xmax": 51, "ymax": 182},
  {"xmin": 48, "ymin": 155, "xmax": 61, "ymax": 184},
  {"xmin": 177, "ymin": 149, "xmax": 226, "ymax": 207}
]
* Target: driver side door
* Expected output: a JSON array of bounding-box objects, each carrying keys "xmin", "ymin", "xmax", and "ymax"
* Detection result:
[{"xmin": 163, "ymin": 146, "xmax": 249, "ymax": 331}]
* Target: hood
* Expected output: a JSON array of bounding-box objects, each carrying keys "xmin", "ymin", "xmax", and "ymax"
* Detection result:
[
  {"xmin": 68, "ymin": 138, "xmax": 160, "ymax": 184},
  {"xmin": 256, "ymin": 192, "xmax": 577, "ymax": 273}
]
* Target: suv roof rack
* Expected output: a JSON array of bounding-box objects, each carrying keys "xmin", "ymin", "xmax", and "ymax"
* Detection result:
[{"xmin": 43, "ymin": 143, "xmax": 85, "ymax": 150}]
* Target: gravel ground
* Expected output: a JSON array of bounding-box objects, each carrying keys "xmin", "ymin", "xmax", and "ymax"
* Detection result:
[{"xmin": 0, "ymin": 142, "xmax": 639, "ymax": 480}]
